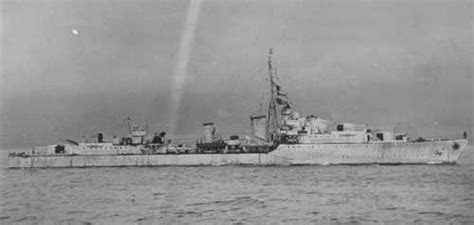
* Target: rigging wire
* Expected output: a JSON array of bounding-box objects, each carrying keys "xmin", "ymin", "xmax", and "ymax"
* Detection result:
[{"xmin": 250, "ymin": 71, "xmax": 268, "ymax": 117}]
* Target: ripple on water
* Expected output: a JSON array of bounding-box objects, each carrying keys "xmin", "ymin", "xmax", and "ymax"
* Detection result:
[
  {"xmin": 186, "ymin": 196, "xmax": 266, "ymax": 208},
  {"xmin": 12, "ymin": 215, "xmax": 38, "ymax": 223},
  {"xmin": 0, "ymin": 216, "xmax": 10, "ymax": 220},
  {"xmin": 65, "ymin": 210, "xmax": 87, "ymax": 215},
  {"xmin": 418, "ymin": 211, "xmax": 447, "ymax": 216},
  {"xmin": 1, "ymin": 164, "xmax": 473, "ymax": 224}
]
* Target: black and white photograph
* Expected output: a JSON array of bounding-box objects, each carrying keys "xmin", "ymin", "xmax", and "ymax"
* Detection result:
[{"xmin": 0, "ymin": 0, "xmax": 473, "ymax": 224}]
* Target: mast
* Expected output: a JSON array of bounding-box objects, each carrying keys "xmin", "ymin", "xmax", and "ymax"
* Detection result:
[
  {"xmin": 266, "ymin": 48, "xmax": 278, "ymax": 141},
  {"xmin": 127, "ymin": 117, "xmax": 133, "ymax": 134}
]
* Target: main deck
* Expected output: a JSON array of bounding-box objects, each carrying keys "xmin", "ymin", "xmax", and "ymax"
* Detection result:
[{"xmin": 8, "ymin": 139, "xmax": 467, "ymax": 168}]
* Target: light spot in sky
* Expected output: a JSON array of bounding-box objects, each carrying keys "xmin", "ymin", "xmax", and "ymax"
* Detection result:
[{"xmin": 71, "ymin": 29, "xmax": 79, "ymax": 36}]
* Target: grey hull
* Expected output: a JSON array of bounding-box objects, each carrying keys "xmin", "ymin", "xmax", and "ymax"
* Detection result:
[{"xmin": 8, "ymin": 139, "xmax": 467, "ymax": 168}]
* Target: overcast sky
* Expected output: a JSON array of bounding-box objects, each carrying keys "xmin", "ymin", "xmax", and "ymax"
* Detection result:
[{"xmin": 1, "ymin": 0, "xmax": 472, "ymax": 148}]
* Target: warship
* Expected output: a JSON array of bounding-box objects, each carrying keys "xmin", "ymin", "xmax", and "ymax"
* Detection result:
[{"xmin": 8, "ymin": 49, "xmax": 468, "ymax": 168}]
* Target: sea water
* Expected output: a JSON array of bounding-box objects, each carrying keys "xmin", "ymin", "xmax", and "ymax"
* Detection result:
[{"xmin": 1, "ymin": 147, "xmax": 473, "ymax": 224}]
